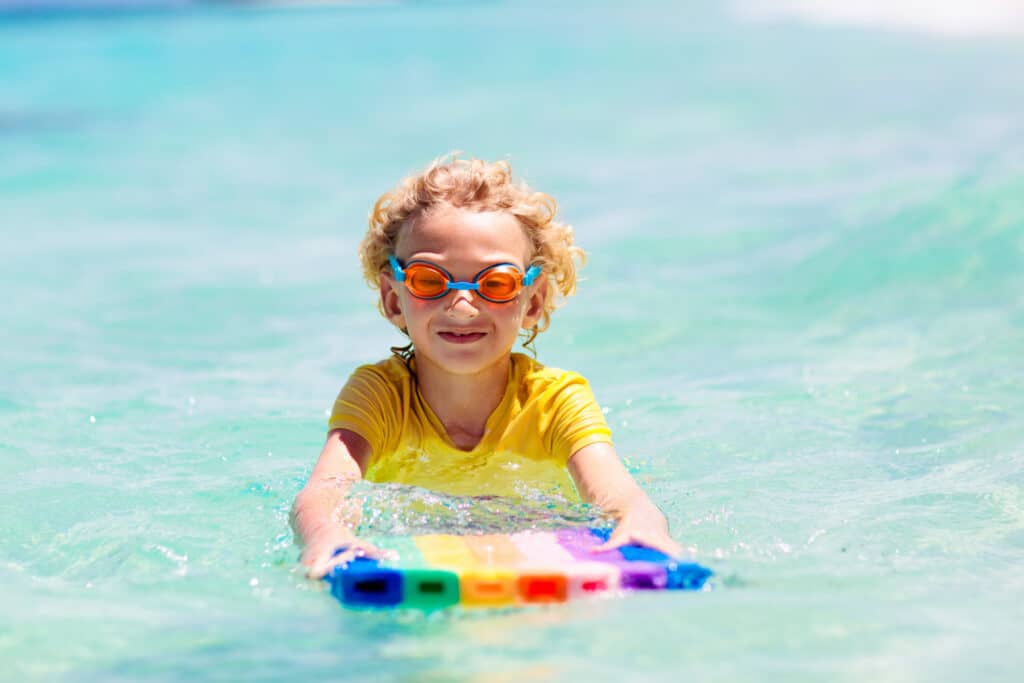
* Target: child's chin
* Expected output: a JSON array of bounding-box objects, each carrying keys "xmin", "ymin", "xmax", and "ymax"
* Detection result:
[{"xmin": 430, "ymin": 349, "xmax": 507, "ymax": 375}]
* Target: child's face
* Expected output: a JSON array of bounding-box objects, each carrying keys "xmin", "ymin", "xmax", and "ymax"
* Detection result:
[{"xmin": 379, "ymin": 206, "xmax": 546, "ymax": 378}]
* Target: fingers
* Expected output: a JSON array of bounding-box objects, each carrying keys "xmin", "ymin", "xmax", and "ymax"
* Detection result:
[
  {"xmin": 307, "ymin": 547, "xmax": 355, "ymax": 579},
  {"xmin": 591, "ymin": 530, "xmax": 683, "ymax": 559},
  {"xmin": 304, "ymin": 548, "xmax": 336, "ymax": 579},
  {"xmin": 591, "ymin": 527, "xmax": 629, "ymax": 553},
  {"xmin": 304, "ymin": 540, "xmax": 390, "ymax": 579},
  {"xmin": 306, "ymin": 556, "xmax": 337, "ymax": 580}
]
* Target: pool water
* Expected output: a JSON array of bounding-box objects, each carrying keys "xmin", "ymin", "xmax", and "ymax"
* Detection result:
[{"xmin": 2, "ymin": 2, "xmax": 1023, "ymax": 681}]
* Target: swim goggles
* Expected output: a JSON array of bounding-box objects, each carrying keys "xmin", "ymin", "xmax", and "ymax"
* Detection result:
[{"xmin": 388, "ymin": 255, "xmax": 542, "ymax": 303}]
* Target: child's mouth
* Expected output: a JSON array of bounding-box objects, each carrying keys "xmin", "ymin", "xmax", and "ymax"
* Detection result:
[{"xmin": 438, "ymin": 331, "xmax": 486, "ymax": 344}]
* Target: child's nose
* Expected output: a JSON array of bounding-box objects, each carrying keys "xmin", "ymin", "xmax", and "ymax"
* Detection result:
[{"xmin": 445, "ymin": 290, "xmax": 479, "ymax": 318}]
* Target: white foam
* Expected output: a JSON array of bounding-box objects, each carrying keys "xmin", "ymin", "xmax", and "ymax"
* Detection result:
[{"xmin": 735, "ymin": 0, "xmax": 1024, "ymax": 37}]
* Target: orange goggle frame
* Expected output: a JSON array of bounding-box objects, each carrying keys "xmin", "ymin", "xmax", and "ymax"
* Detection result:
[{"xmin": 389, "ymin": 255, "xmax": 542, "ymax": 303}]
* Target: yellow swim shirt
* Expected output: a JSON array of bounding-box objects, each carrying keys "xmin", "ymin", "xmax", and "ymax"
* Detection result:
[{"xmin": 327, "ymin": 353, "xmax": 613, "ymax": 499}]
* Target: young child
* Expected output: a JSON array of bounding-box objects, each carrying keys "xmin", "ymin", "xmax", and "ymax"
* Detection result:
[{"xmin": 292, "ymin": 155, "xmax": 682, "ymax": 578}]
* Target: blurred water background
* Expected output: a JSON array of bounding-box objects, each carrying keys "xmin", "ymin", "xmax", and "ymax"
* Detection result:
[{"xmin": 2, "ymin": 1, "xmax": 1023, "ymax": 680}]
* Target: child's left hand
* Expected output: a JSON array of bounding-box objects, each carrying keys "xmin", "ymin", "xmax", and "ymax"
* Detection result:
[
  {"xmin": 568, "ymin": 443, "xmax": 683, "ymax": 558},
  {"xmin": 591, "ymin": 501, "xmax": 683, "ymax": 558}
]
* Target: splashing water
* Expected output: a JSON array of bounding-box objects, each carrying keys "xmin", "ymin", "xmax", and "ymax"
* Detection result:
[{"xmin": 350, "ymin": 481, "xmax": 611, "ymax": 537}]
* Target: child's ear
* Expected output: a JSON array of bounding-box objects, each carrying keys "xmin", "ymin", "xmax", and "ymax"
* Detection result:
[
  {"xmin": 379, "ymin": 273, "xmax": 407, "ymax": 330},
  {"xmin": 521, "ymin": 277, "xmax": 548, "ymax": 330}
]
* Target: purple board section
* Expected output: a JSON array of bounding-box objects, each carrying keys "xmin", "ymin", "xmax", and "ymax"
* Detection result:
[{"xmin": 554, "ymin": 528, "xmax": 667, "ymax": 590}]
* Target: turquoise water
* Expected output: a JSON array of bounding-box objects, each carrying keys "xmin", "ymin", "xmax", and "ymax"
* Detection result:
[{"xmin": 2, "ymin": 1, "xmax": 1023, "ymax": 680}]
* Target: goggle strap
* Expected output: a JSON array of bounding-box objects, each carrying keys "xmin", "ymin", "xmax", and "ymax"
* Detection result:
[
  {"xmin": 388, "ymin": 254, "xmax": 406, "ymax": 282},
  {"xmin": 523, "ymin": 265, "xmax": 542, "ymax": 286}
]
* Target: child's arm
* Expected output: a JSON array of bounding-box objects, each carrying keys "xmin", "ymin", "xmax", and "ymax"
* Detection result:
[
  {"xmin": 568, "ymin": 442, "xmax": 683, "ymax": 557},
  {"xmin": 291, "ymin": 429, "xmax": 381, "ymax": 578}
]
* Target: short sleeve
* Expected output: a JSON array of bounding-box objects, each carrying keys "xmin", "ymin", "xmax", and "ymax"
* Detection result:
[
  {"xmin": 547, "ymin": 374, "xmax": 613, "ymax": 464},
  {"xmin": 327, "ymin": 364, "xmax": 401, "ymax": 458}
]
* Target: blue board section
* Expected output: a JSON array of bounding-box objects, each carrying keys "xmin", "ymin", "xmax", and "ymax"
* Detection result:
[
  {"xmin": 666, "ymin": 563, "xmax": 714, "ymax": 590},
  {"xmin": 328, "ymin": 558, "xmax": 403, "ymax": 607}
]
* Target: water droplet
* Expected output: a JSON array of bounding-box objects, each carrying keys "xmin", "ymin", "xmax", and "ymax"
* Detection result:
[
  {"xmin": 250, "ymin": 578, "xmax": 259, "ymax": 587},
  {"xmin": 89, "ymin": 415, "xmax": 96, "ymax": 423}
]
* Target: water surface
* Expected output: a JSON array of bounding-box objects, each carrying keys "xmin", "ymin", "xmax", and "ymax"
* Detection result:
[{"xmin": 2, "ymin": 1, "xmax": 1023, "ymax": 680}]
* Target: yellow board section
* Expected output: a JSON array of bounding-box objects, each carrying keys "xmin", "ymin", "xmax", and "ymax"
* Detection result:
[
  {"xmin": 463, "ymin": 534, "xmax": 525, "ymax": 567},
  {"xmin": 414, "ymin": 534, "xmax": 478, "ymax": 570}
]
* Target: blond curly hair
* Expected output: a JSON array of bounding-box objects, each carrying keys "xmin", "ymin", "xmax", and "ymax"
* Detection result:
[{"xmin": 359, "ymin": 154, "xmax": 585, "ymax": 349}]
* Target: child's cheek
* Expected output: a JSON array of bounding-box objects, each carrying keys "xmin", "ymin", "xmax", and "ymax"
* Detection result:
[{"xmin": 404, "ymin": 296, "xmax": 437, "ymax": 314}]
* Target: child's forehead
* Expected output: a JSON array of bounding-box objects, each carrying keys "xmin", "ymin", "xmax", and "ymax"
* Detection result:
[{"xmin": 396, "ymin": 207, "xmax": 532, "ymax": 261}]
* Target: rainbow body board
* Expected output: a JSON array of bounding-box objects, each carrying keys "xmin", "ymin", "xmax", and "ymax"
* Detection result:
[{"xmin": 324, "ymin": 527, "xmax": 711, "ymax": 610}]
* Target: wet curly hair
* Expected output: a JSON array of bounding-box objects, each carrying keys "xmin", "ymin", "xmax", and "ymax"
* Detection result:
[{"xmin": 359, "ymin": 153, "xmax": 585, "ymax": 350}]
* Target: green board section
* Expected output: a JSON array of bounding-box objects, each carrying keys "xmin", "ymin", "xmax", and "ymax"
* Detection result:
[{"xmin": 399, "ymin": 569, "xmax": 461, "ymax": 610}]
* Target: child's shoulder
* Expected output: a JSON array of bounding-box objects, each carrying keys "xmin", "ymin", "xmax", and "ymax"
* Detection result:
[
  {"xmin": 346, "ymin": 355, "xmax": 413, "ymax": 390},
  {"xmin": 512, "ymin": 353, "xmax": 592, "ymax": 392}
]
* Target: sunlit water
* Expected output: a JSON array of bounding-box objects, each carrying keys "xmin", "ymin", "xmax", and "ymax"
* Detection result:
[{"xmin": 2, "ymin": 1, "xmax": 1023, "ymax": 681}]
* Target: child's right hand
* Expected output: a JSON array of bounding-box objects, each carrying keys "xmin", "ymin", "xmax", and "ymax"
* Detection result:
[{"xmin": 300, "ymin": 528, "xmax": 389, "ymax": 579}]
